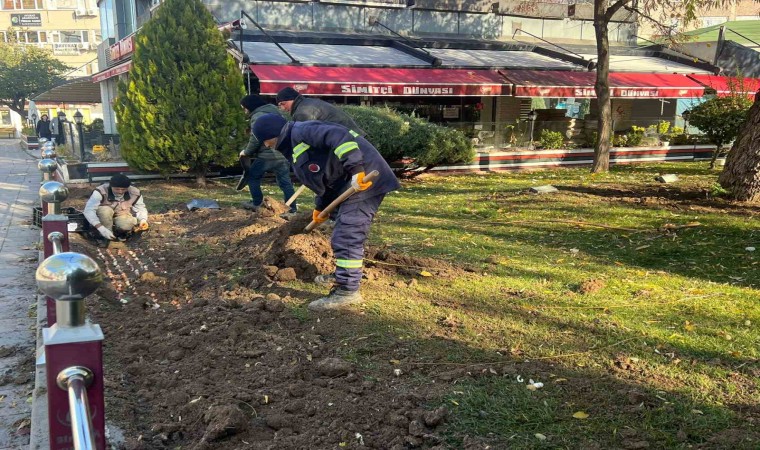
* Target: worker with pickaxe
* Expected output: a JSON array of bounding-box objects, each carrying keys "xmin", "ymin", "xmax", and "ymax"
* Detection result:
[{"xmin": 253, "ymin": 113, "xmax": 400, "ymax": 311}]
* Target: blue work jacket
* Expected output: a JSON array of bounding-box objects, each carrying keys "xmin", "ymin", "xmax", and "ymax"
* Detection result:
[{"xmin": 274, "ymin": 121, "xmax": 400, "ymax": 210}]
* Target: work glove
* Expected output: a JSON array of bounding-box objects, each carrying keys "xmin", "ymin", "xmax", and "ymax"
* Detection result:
[
  {"xmin": 97, "ymin": 226, "xmax": 115, "ymax": 240},
  {"xmin": 239, "ymin": 150, "xmax": 246, "ymax": 157},
  {"xmin": 312, "ymin": 210, "xmax": 327, "ymax": 224},
  {"xmin": 351, "ymin": 172, "xmax": 373, "ymax": 191},
  {"xmin": 135, "ymin": 220, "xmax": 150, "ymax": 232}
]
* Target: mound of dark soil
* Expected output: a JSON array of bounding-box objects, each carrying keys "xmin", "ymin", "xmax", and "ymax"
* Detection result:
[{"xmin": 66, "ymin": 190, "xmax": 464, "ymax": 449}]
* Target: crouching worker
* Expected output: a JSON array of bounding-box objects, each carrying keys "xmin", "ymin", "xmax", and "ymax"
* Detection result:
[
  {"xmin": 252, "ymin": 114, "xmax": 400, "ymax": 311},
  {"xmin": 83, "ymin": 174, "xmax": 149, "ymax": 241}
]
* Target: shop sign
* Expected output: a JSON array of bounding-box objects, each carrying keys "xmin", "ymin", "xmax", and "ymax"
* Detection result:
[
  {"xmin": 329, "ymin": 83, "xmax": 498, "ymax": 96},
  {"xmin": 92, "ymin": 61, "xmax": 132, "ymax": 83},
  {"xmin": 10, "ymin": 14, "xmax": 42, "ymax": 27},
  {"xmin": 518, "ymin": 86, "xmax": 694, "ymax": 99},
  {"xmin": 109, "ymin": 35, "xmax": 135, "ymax": 62}
]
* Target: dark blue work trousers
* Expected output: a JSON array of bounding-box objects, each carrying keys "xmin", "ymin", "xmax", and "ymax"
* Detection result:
[
  {"xmin": 247, "ymin": 158, "xmax": 297, "ymax": 212},
  {"xmin": 332, "ymin": 193, "xmax": 386, "ymax": 291}
]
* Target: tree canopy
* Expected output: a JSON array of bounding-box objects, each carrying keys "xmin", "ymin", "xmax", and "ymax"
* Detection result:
[
  {"xmin": 114, "ymin": 0, "xmax": 246, "ymax": 185},
  {"xmin": 0, "ymin": 42, "xmax": 70, "ymax": 117},
  {"xmin": 688, "ymin": 94, "xmax": 752, "ymax": 168},
  {"xmin": 591, "ymin": 0, "xmax": 726, "ymax": 172}
]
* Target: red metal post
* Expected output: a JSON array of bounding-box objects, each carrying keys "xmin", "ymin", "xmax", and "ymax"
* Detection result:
[
  {"xmin": 43, "ymin": 328, "xmax": 105, "ymax": 450},
  {"xmin": 41, "ymin": 216, "xmax": 69, "ymax": 327}
]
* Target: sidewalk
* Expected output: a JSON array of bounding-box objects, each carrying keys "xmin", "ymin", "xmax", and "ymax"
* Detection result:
[{"xmin": 0, "ymin": 139, "xmax": 41, "ymax": 449}]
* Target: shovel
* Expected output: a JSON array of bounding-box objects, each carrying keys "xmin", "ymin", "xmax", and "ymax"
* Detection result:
[
  {"xmin": 286, "ymin": 185, "xmax": 307, "ymax": 207},
  {"xmin": 235, "ymin": 156, "xmax": 252, "ymax": 191},
  {"xmin": 304, "ymin": 170, "xmax": 379, "ymax": 232}
]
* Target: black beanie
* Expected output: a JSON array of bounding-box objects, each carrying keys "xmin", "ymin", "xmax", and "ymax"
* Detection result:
[
  {"xmin": 253, "ymin": 113, "xmax": 287, "ymax": 142},
  {"xmin": 240, "ymin": 94, "xmax": 268, "ymax": 112},
  {"xmin": 110, "ymin": 174, "xmax": 131, "ymax": 188},
  {"xmin": 275, "ymin": 87, "xmax": 300, "ymax": 103}
]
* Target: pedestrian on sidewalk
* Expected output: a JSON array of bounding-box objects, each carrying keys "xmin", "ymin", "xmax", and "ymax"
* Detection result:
[
  {"xmin": 36, "ymin": 114, "xmax": 52, "ymax": 140},
  {"xmin": 253, "ymin": 113, "xmax": 399, "ymax": 311},
  {"xmin": 239, "ymin": 94, "xmax": 297, "ymax": 215}
]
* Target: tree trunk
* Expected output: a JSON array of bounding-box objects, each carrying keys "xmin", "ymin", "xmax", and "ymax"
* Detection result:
[
  {"xmin": 196, "ymin": 171, "xmax": 207, "ymax": 187},
  {"xmin": 718, "ymin": 99, "xmax": 760, "ymax": 202},
  {"xmin": 592, "ymin": 2, "xmax": 612, "ymax": 173},
  {"xmin": 709, "ymin": 144, "xmax": 721, "ymax": 170}
]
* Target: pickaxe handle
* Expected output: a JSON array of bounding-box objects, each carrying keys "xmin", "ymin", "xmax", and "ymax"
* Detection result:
[
  {"xmin": 304, "ymin": 170, "xmax": 379, "ymax": 232},
  {"xmin": 286, "ymin": 185, "xmax": 307, "ymax": 207}
]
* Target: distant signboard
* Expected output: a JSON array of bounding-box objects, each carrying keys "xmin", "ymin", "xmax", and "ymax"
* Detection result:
[
  {"xmin": 10, "ymin": 13, "xmax": 42, "ymax": 27},
  {"xmin": 109, "ymin": 35, "xmax": 135, "ymax": 62}
]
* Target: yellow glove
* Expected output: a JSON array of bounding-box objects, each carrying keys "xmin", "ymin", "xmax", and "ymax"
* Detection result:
[
  {"xmin": 134, "ymin": 220, "xmax": 150, "ymax": 232},
  {"xmin": 350, "ymin": 172, "xmax": 373, "ymax": 191},
  {"xmin": 312, "ymin": 210, "xmax": 327, "ymax": 224}
]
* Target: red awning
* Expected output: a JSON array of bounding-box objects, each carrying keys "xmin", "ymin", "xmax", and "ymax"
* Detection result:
[
  {"xmin": 506, "ymin": 70, "xmax": 705, "ymax": 98},
  {"xmin": 250, "ymin": 65, "xmax": 509, "ymax": 96},
  {"xmin": 92, "ymin": 60, "xmax": 132, "ymax": 83},
  {"xmin": 687, "ymin": 74, "xmax": 760, "ymax": 97}
]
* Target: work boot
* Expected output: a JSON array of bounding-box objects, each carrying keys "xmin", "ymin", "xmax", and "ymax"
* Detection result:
[
  {"xmin": 314, "ymin": 273, "xmax": 337, "ymax": 287},
  {"xmin": 240, "ymin": 201, "xmax": 260, "ymax": 211},
  {"xmin": 307, "ymin": 287, "xmax": 364, "ymax": 311},
  {"xmin": 278, "ymin": 206, "xmax": 298, "ymax": 220}
]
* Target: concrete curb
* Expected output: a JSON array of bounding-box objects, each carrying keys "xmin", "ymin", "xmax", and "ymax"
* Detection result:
[{"xmin": 29, "ymin": 251, "xmax": 49, "ymax": 450}]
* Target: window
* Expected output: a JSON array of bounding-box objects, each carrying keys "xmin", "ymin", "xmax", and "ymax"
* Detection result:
[
  {"xmin": 16, "ymin": 30, "xmax": 46, "ymax": 42},
  {"xmin": 1, "ymin": 0, "xmax": 44, "ymax": 9},
  {"xmin": 0, "ymin": 110, "xmax": 12, "ymax": 125},
  {"xmin": 99, "ymin": 0, "xmax": 116, "ymax": 40},
  {"xmin": 53, "ymin": 30, "xmax": 88, "ymax": 43}
]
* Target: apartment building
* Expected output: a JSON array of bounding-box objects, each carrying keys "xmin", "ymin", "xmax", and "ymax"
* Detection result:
[
  {"xmin": 0, "ymin": 0, "xmax": 103, "ymax": 133},
  {"xmin": 1, "ymin": 0, "xmax": 101, "ymax": 76}
]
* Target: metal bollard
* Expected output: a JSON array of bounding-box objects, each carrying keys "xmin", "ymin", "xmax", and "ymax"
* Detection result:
[
  {"xmin": 40, "ymin": 181, "xmax": 70, "ymax": 326},
  {"xmin": 37, "ymin": 252, "xmax": 105, "ymax": 450},
  {"xmin": 39, "ymin": 159, "xmax": 57, "ymax": 182},
  {"xmin": 43, "ymin": 147, "xmax": 58, "ymax": 160}
]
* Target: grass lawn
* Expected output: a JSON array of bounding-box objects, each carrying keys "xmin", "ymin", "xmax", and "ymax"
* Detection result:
[{"xmin": 143, "ymin": 162, "xmax": 759, "ymax": 449}]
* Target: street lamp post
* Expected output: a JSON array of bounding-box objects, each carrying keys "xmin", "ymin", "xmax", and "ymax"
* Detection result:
[
  {"xmin": 527, "ymin": 110, "xmax": 538, "ymax": 150},
  {"xmin": 56, "ymin": 111, "xmax": 67, "ymax": 146},
  {"xmin": 73, "ymin": 110, "xmax": 85, "ymax": 161},
  {"xmin": 31, "ymin": 113, "xmax": 37, "ymax": 137}
]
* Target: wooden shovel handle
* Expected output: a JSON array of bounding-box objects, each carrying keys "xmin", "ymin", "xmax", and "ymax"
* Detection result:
[
  {"xmin": 303, "ymin": 170, "xmax": 379, "ymax": 232},
  {"xmin": 286, "ymin": 185, "xmax": 307, "ymax": 207}
]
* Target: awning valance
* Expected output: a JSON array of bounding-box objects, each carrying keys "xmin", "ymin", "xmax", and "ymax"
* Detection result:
[
  {"xmin": 250, "ymin": 65, "xmax": 510, "ymax": 97},
  {"xmin": 505, "ymin": 70, "xmax": 705, "ymax": 98},
  {"xmin": 92, "ymin": 60, "xmax": 132, "ymax": 83},
  {"xmin": 32, "ymin": 76, "xmax": 102, "ymax": 103},
  {"xmin": 687, "ymin": 74, "xmax": 760, "ymax": 96}
]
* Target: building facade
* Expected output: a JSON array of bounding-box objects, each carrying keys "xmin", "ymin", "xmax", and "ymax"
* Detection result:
[{"xmin": 1, "ymin": 0, "xmax": 103, "ymax": 134}]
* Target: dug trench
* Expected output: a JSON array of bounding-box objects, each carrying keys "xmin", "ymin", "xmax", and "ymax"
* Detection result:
[{"xmin": 64, "ymin": 188, "xmax": 466, "ymax": 450}]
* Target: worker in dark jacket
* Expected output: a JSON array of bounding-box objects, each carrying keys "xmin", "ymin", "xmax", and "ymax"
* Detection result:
[
  {"xmin": 253, "ymin": 114, "xmax": 399, "ymax": 311},
  {"xmin": 276, "ymin": 87, "xmax": 366, "ymax": 137},
  {"xmin": 239, "ymin": 94, "xmax": 297, "ymax": 214}
]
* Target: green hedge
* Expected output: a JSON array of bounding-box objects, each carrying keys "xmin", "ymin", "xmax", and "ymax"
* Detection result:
[{"xmin": 342, "ymin": 105, "xmax": 474, "ymax": 170}]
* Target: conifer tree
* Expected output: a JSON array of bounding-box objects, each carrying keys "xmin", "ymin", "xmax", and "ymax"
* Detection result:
[{"xmin": 114, "ymin": 0, "xmax": 246, "ymax": 185}]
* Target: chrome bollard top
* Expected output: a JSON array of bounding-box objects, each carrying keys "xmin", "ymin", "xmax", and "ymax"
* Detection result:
[
  {"xmin": 38, "ymin": 159, "xmax": 58, "ymax": 174},
  {"xmin": 42, "ymin": 141, "xmax": 55, "ymax": 150},
  {"xmin": 38, "ymin": 137, "xmax": 48, "ymax": 144},
  {"xmin": 39, "ymin": 181, "xmax": 69, "ymax": 204},
  {"xmin": 36, "ymin": 252, "xmax": 102, "ymax": 301},
  {"xmin": 42, "ymin": 148, "xmax": 57, "ymax": 159}
]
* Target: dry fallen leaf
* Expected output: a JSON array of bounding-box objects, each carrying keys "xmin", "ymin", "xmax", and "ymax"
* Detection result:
[
  {"xmin": 572, "ymin": 411, "xmax": 589, "ymax": 419},
  {"xmin": 419, "ymin": 270, "xmax": 433, "ymax": 277},
  {"xmin": 389, "ymin": 359, "xmax": 401, "ymax": 365},
  {"xmin": 683, "ymin": 321, "xmax": 695, "ymax": 332},
  {"xmin": 535, "ymin": 433, "xmax": 547, "ymax": 441}
]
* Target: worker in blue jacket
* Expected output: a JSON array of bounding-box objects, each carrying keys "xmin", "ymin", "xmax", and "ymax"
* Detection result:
[{"xmin": 253, "ymin": 113, "xmax": 400, "ymax": 311}]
